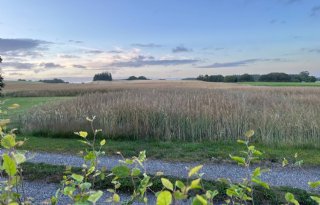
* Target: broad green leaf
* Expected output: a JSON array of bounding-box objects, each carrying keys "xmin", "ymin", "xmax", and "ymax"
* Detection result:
[
  {"xmin": 88, "ymin": 190, "xmax": 103, "ymax": 203},
  {"xmin": 309, "ymin": 181, "xmax": 320, "ymax": 189},
  {"xmin": 285, "ymin": 192, "xmax": 299, "ymax": 205},
  {"xmin": 13, "ymin": 153, "xmax": 26, "ymax": 165},
  {"xmin": 175, "ymin": 180, "xmax": 185, "ymax": 189},
  {"xmin": 157, "ymin": 191, "xmax": 172, "ymax": 205},
  {"xmin": 79, "ymin": 182, "xmax": 91, "ymax": 190},
  {"xmin": 245, "ymin": 130, "xmax": 254, "ymax": 138},
  {"xmin": 100, "ymin": 139, "xmax": 106, "ymax": 146},
  {"xmin": 252, "ymin": 167, "xmax": 261, "ymax": 177},
  {"xmin": 161, "ymin": 178, "xmax": 173, "ymax": 191},
  {"xmin": 75, "ymin": 131, "xmax": 88, "ymax": 138},
  {"xmin": 252, "ymin": 177, "xmax": 270, "ymax": 189},
  {"xmin": 63, "ymin": 186, "xmax": 76, "ymax": 196},
  {"xmin": 131, "ymin": 168, "xmax": 141, "ymax": 176},
  {"xmin": 237, "ymin": 139, "xmax": 246, "ymax": 144},
  {"xmin": 1, "ymin": 134, "xmax": 16, "ymax": 149},
  {"xmin": 2, "ymin": 154, "xmax": 17, "ymax": 176},
  {"xmin": 173, "ymin": 191, "xmax": 187, "ymax": 200},
  {"xmin": 71, "ymin": 173, "xmax": 84, "ymax": 182},
  {"xmin": 229, "ymin": 155, "xmax": 245, "ymax": 165},
  {"xmin": 196, "ymin": 195, "xmax": 207, "ymax": 205},
  {"xmin": 113, "ymin": 193, "xmax": 120, "ymax": 203},
  {"xmin": 311, "ymin": 196, "xmax": 320, "ymax": 204},
  {"xmin": 188, "ymin": 165, "xmax": 203, "ymax": 177},
  {"xmin": 138, "ymin": 151, "xmax": 146, "ymax": 162},
  {"xmin": 112, "ymin": 165, "xmax": 130, "ymax": 178},
  {"xmin": 190, "ymin": 178, "xmax": 201, "ymax": 189},
  {"xmin": 206, "ymin": 190, "xmax": 218, "ymax": 199},
  {"xmin": 282, "ymin": 158, "xmax": 289, "ymax": 167}
]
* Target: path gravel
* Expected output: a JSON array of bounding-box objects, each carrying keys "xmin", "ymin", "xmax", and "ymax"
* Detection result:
[{"xmin": 24, "ymin": 151, "xmax": 320, "ymax": 192}]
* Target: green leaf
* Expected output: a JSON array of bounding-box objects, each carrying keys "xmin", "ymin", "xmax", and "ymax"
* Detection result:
[
  {"xmin": 206, "ymin": 190, "xmax": 218, "ymax": 199},
  {"xmin": 252, "ymin": 167, "xmax": 261, "ymax": 177},
  {"xmin": 237, "ymin": 139, "xmax": 246, "ymax": 144},
  {"xmin": 13, "ymin": 153, "xmax": 26, "ymax": 165},
  {"xmin": 188, "ymin": 165, "xmax": 203, "ymax": 177},
  {"xmin": 112, "ymin": 165, "xmax": 130, "ymax": 178},
  {"xmin": 88, "ymin": 190, "xmax": 103, "ymax": 203},
  {"xmin": 100, "ymin": 139, "xmax": 106, "ymax": 146},
  {"xmin": 285, "ymin": 192, "xmax": 299, "ymax": 205},
  {"xmin": 157, "ymin": 191, "xmax": 172, "ymax": 205},
  {"xmin": 245, "ymin": 130, "xmax": 254, "ymax": 138},
  {"xmin": 282, "ymin": 158, "xmax": 289, "ymax": 167},
  {"xmin": 173, "ymin": 191, "xmax": 187, "ymax": 200},
  {"xmin": 113, "ymin": 193, "xmax": 120, "ymax": 203},
  {"xmin": 161, "ymin": 178, "xmax": 174, "ymax": 191},
  {"xmin": 75, "ymin": 131, "xmax": 88, "ymax": 138},
  {"xmin": 71, "ymin": 173, "xmax": 84, "ymax": 182},
  {"xmin": 175, "ymin": 180, "xmax": 185, "ymax": 189},
  {"xmin": 311, "ymin": 196, "xmax": 320, "ymax": 204},
  {"xmin": 138, "ymin": 151, "xmax": 146, "ymax": 162},
  {"xmin": 131, "ymin": 168, "xmax": 141, "ymax": 176},
  {"xmin": 2, "ymin": 154, "xmax": 17, "ymax": 176},
  {"xmin": 196, "ymin": 195, "xmax": 207, "ymax": 205},
  {"xmin": 252, "ymin": 177, "xmax": 270, "ymax": 189},
  {"xmin": 309, "ymin": 181, "xmax": 320, "ymax": 189},
  {"xmin": 1, "ymin": 134, "xmax": 16, "ymax": 149},
  {"xmin": 229, "ymin": 155, "xmax": 245, "ymax": 165},
  {"xmin": 190, "ymin": 178, "xmax": 201, "ymax": 189}
]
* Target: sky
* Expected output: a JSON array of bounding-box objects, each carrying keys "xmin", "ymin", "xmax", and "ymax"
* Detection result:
[{"xmin": 0, "ymin": 0, "xmax": 319, "ymax": 82}]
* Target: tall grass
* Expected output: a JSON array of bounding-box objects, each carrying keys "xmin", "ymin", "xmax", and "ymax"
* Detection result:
[{"xmin": 21, "ymin": 87, "xmax": 320, "ymax": 146}]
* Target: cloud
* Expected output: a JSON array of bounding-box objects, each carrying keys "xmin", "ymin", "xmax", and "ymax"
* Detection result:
[
  {"xmin": 311, "ymin": 6, "xmax": 320, "ymax": 17},
  {"xmin": 131, "ymin": 43, "xmax": 162, "ymax": 48},
  {"xmin": 85, "ymin": 49, "xmax": 105, "ymax": 54},
  {"xmin": 109, "ymin": 55, "xmax": 198, "ymax": 67},
  {"xmin": 198, "ymin": 58, "xmax": 284, "ymax": 68},
  {"xmin": 172, "ymin": 45, "xmax": 192, "ymax": 53},
  {"xmin": 0, "ymin": 38, "xmax": 49, "ymax": 52},
  {"xmin": 69, "ymin": 40, "xmax": 83, "ymax": 44},
  {"xmin": 305, "ymin": 48, "xmax": 320, "ymax": 53},
  {"xmin": 1, "ymin": 62, "xmax": 35, "ymax": 69},
  {"xmin": 59, "ymin": 54, "xmax": 79, "ymax": 58},
  {"xmin": 72, "ymin": 64, "xmax": 87, "ymax": 69},
  {"xmin": 107, "ymin": 50, "xmax": 123, "ymax": 54},
  {"xmin": 39, "ymin": 62, "xmax": 65, "ymax": 68}
]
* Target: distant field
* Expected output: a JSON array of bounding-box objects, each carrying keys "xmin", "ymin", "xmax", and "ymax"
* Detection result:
[{"xmin": 240, "ymin": 81, "xmax": 320, "ymax": 87}]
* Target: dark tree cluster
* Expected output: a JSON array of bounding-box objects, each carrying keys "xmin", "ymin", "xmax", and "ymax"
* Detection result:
[
  {"xmin": 39, "ymin": 78, "xmax": 68, "ymax": 83},
  {"xmin": 127, "ymin": 76, "xmax": 149, "ymax": 80},
  {"xmin": 0, "ymin": 56, "xmax": 5, "ymax": 91},
  {"xmin": 197, "ymin": 71, "xmax": 318, "ymax": 83},
  {"xmin": 93, "ymin": 72, "xmax": 112, "ymax": 81}
]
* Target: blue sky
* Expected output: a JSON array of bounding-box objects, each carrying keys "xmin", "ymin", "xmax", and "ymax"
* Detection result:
[{"xmin": 0, "ymin": 0, "xmax": 319, "ymax": 81}]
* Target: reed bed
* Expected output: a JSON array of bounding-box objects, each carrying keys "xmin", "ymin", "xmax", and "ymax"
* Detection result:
[{"xmin": 21, "ymin": 87, "xmax": 320, "ymax": 146}]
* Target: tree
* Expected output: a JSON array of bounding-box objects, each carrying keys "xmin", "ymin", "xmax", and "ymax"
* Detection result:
[
  {"xmin": 238, "ymin": 74, "xmax": 254, "ymax": 82},
  {"xmin": 259, "ymin": 72, "xmax": 291, "ymax": 82},
  {"xmin": 224, "ymin": 75, "xmax": 238, "ymax": 83},
  {"xmin": 0, "ymin": 56, "xmax": 5, "ymax": 92},
  {"xmin": 93, "ymin": 72, "xmax": 112, "ymax": 81}
]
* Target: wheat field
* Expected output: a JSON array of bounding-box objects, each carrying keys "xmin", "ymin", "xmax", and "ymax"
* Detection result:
[{"xmin": 19, "ymin": 82, "xmax": 320, "ymax": 147}]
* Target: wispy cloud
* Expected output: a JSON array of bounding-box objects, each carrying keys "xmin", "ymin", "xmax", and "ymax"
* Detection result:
[
  {"xmin": 39, "ymin": 62, "xmax": 65, "ymax": 68},
  {"xmin": 311, "ymin": 5, "xmax": 320, "ymax": 17},
  {"xmin": 131, "ymin": 43, "xmax": 162, "ymax": 48},
  {"xmin": 59, "ymin": 54, "xmax": 79, "ymax": 58},
  {"xmin": 1, "ymin": 62, "xmax": 36, "ymax": 70},
  {"xmin": 172, "ymin": 45, "xmax": 192, "ymax": 53},
  {"xmin": 72, "ymin": 64, "xmax": 87, "ymax": 68},
  {"xmin": 69, "ymin": 40, "xmax": 83, "ymax": 44},
  {"xmin": 85, "ymin": 49, "xmax": 105, "ymax": 54},
  {"xmin": 198, "ymin": 58, "xmax": 284, "ymax": 68},
  {"xmin": 109, "ymin": 55, "xmax": 198, "ymax": 67},
  {"xmin": 0, "ymin": 38, "xmax": 49, "ymax": 52}
]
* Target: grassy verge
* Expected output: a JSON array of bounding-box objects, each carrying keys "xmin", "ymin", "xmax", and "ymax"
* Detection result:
[
  {"xmin": 17, "ymin": 135, "xmax": 320, "ymax": 166},
  {"xmin": 21, "ymin": 162, "xmax": 317, "ymax": 205},
  {"xmin": 239, "ymin": 82, "xmax": 320, "ymax": 87}
]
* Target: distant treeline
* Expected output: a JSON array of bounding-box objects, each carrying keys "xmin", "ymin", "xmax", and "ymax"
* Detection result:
[
  {"xmin": 197, "ymin": 71, "xmax": 318, "ymax": 82},
  {"xmin": 127, "ymin": 76, "xmax": 149, "ymax": 80},
  {"xmin": 39, "ymin": 78, "xmax": 68, "ymax": 83},
  {"xmin": 93, "ymin": 72, "xmax": 112, "ymax": 81}
]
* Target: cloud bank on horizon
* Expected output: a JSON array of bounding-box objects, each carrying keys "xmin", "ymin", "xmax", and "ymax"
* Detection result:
[{"xmin": 0, "ymin": 0, "xmax": 319, "ymax": 82}]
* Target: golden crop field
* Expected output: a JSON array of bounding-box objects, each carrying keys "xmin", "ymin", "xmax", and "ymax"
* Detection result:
[{"xmin": 15, "ymin": 80, "xmax": 320, "ymax": 147}]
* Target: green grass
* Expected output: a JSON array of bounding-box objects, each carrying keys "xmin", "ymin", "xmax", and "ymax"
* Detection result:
[
  {"xmin": 17, "ymin": 135, "xmax": 320, "ymax": 166},
  {"xmin": 1, "ymin": 96, "xmax": 72, "ymax": 118},
  {"xmin": 239, "ymin": 82, "xmax": 320, "ymax": 87},
  {"xmin": 20, "ymin": 162, "xmax": 318, "ymax": 205}
]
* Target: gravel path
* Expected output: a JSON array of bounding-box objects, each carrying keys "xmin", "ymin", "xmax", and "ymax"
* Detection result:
[
  {"xmin": 13, "ymin": 180, "xmax": 159, "ymax": 205},
  {"xmin": 24, "ymin": 151, "xmax": 320, "ymax": 192}
]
